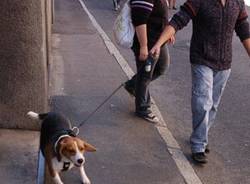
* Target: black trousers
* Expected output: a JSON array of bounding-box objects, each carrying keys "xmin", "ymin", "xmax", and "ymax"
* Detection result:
[{"xmin": 127, "ymin": 44, "xmax": 170, "ymax": 113}]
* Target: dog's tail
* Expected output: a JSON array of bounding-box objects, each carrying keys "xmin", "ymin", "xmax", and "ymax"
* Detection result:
[{"xmin": 27, "ymin": 111, "xmax": 48, "ymax": 120}]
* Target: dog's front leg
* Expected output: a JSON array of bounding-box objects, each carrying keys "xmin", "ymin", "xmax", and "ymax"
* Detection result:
[
  {"xmin": 80, "ymin": 166, "xmax": 91, "ymax": 184},
  {"xmin": 53, "ymin": 172, "xmax": 64, "ymax": 184}
]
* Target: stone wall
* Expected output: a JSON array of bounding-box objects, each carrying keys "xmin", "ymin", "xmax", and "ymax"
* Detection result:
[{"xmin": 0, "ymin": 0, "xmax": 52, "ymax": 130}]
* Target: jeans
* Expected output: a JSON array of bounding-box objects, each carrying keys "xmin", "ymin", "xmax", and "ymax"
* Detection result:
[
  {"xmin": 127, "ymin": 44, "xmax": 170, "ymax": 113},
  {"xmin": 190, "ymin": 64, "xmax": 231, "ymax": 153}
]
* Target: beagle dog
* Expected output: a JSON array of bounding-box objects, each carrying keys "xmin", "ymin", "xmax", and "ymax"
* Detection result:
[{"xmin": 27, "ymin": 111, "xmax": 96, "ymax": 184}]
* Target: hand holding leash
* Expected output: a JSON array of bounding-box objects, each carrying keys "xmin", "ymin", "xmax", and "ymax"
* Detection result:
[{"xmin": 150, "ymin": 45, "xmax": 161, "ymax": 60}]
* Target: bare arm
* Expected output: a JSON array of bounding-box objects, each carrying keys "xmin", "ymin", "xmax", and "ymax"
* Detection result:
[
  {"xmin": 135, "ymin": 24, "xmax": 148, "ymax": 61},
  {"xmin": 150, "ymin": 25, "xmax": 176, "ymax": 56},
  {"xmin": 242, "ymin": 38, "xmax": 250, "ymax": 57},
  {"xmin": 151, "ymin": 0, "xmax": 201, "ymax": 56},
  {"xmin": 155, "ymin": 25, "xmax": 176, "ymax": 48}
]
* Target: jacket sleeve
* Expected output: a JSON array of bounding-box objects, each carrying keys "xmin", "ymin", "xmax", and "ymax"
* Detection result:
[
  {"xmin": 130, "ymin": 0, "xmax": 154, "ymax": 26},
  {"xmin": 235, "ymin": 1, "xmax": 250, "ymax": 42},
  {"xmin": 169, "ymin": 0, "xmax": 200, "ymax": 32}
]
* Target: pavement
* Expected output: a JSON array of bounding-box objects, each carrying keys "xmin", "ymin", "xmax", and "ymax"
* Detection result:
[
  {"xmin": 0, "ymin": 129, "xmax": 40, "ymax": 184},
  {"xmin": 1, "ymin": 0, "xmax": 249, "ymax": 184},
  {"xmin": 48, "ymin": 0, "xmax": 187, "ymax": 183},
  {"xmin": 80, "ymin": 0, "xmax": 250, "ymax": 184},
  {"xmin": 49, "ymin": 0, "xmax": 250, "ymax": 184}
]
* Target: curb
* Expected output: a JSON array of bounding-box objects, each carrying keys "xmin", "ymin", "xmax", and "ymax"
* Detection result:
[{"xmin": 36, "ymin": 151, "xmax": 45, "ymax": 184}]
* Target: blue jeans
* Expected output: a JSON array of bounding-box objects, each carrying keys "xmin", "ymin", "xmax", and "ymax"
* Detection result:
[{"xmin": 190, "ymin": 64, "xmax": 231, "ymax": 153}]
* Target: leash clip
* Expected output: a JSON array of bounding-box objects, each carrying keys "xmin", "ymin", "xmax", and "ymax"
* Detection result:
[{"xmin": 72, "ymin": 126, "xmax": 80, "ymax": 135}]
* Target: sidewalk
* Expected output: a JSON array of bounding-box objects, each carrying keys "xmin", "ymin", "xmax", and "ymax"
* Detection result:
[
  {"xmin": 49, "ymin": 0, "xmax": 185, "ymax": 183},
  {"xmin": 0, "ymin": 129, "xmax": 39, "ymax": 184}
]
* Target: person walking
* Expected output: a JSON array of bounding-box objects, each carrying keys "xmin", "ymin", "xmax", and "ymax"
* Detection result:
[
  {"xmin": 124, "ymin": 0, "xmax": 173, "ymax": 123},
  {"xmin": 150, "ymin": 0, "xmax": 250, "ymax": 163}
]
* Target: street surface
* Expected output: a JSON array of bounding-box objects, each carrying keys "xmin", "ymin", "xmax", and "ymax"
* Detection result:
[
  {"xmin": 50, "ymin": 0, "xmax": 250, "ymax": 183},
  {"xmin": 0, "ymin": 129, "xmax": 39, "ymax": 184}
]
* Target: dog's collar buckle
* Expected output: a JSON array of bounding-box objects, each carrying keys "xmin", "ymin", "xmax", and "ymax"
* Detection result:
[{"xmin": 62, "ymin": 162, "xmax": 71, "ymax": 171}]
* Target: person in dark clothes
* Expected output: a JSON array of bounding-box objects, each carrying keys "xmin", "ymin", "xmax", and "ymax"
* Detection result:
[
  {"xmin": 150, "ymin": 0, "xmax": 250, "ymax": 163},
  {"xmin": 124, "ymin": 0, "xmax": 174, "ymax": 123}
]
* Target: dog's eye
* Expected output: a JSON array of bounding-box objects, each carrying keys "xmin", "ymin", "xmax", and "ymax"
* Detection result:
[
  {"xmin": 79, "ymin": 147, "xmax": 84, "ymax": 151},
  {"xmin": 68, "ymin": 149, "xmax": 76, "ymax": 154}
]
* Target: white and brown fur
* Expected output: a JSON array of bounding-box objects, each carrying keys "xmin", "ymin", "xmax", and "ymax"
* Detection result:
[{"xmin": 27, "ymin": 111, "xmax": 96, "ymax": 184}]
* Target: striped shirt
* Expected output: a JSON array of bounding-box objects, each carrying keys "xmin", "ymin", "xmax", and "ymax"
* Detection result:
[
  {"xmin": 169, "ymin": 0, "xmax": 250, "ymax": 70},
  {"xmin": 130, "ymin": 0, "xmax": 168, "ymax": 49},
  {"xmin": 130, "ymin": 0, "xmax": 154, "ymax": 12}
]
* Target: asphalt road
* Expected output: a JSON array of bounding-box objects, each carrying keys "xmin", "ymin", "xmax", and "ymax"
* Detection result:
[
  {"xmin": 80, "ymin": 0, "xmax": 250, "ymax": 184},
  {"xmin": 50, "ymin": 0, "xmax": 185, "ymax": 183},
  {"xmin": 51, "ymin": 0, "xmax": 250, "ymax": 183}
]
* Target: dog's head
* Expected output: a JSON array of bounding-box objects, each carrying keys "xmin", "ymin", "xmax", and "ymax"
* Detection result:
[{"xmin": 58, "ymin": 137, "xmax": 96, "ymax": 167}]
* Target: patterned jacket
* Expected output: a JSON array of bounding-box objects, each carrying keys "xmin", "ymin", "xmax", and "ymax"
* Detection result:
[{"xmin": 170, "ymin": 0, "xmax": 250, "ymax": 70}]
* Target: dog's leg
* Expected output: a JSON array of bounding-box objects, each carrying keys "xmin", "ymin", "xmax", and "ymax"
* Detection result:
[
  {"xmin": 53, "ymin": 172, "xmax": 64, "ymax": 184},
  {"xmin": 47, "ymin": 160, "xmax": 64, "ymax": 184},
  {"xmin": 80, "ymin": 166, "xmax": 91, "ymax": 184},
  {"xmin": 45, "ymin": 145, "xmax": 64, "ymax": 184}
]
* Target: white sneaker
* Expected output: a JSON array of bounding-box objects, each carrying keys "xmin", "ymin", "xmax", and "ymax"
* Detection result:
[
  {"xmin": 136, "ymin": 111, "xmax": 160, "ymax": 124},
  {"xmin": 114, "ymin": 5, "xmax": 120, "ymax": 11}
]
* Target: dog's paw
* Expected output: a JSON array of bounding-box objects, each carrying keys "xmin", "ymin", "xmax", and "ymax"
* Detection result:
[
  {"xmin": 82, "ymin": 182, "xmax": 91, "ymax": 184},
  {"xmin": 54, "ymin": 180, "xmax": 64, "ymax": 184},
  {"xmin": 82, "ymin": 179, "xmax": 91, "ymax": 184}
]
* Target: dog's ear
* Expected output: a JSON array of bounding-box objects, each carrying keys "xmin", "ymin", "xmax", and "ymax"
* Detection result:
[{"xmin": 84, "ymin": 142, "xmax": 97, "ymax": 152}]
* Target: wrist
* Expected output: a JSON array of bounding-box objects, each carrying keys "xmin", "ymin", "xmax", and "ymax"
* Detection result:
[
  {"xmin": 140, "ymin": 45, "xmax": 148, "ymax": 49},
  {"xmin": 155, "ymin": 42, "xmax": 162, "ymax": 48}
]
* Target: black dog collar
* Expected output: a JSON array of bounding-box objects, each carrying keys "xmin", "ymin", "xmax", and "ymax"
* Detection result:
[
  {"xmin": 52, "ymin": 130, "xmax": 77, "ymax": 161},
  {"xmin": 62, "ymin": 162, "xmax": 71, "ymax": 171}
]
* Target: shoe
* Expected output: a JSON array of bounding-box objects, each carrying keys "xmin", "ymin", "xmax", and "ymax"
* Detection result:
[
  {"xmin": 114, "ymin": 4, "xmax": 120, "ymax": 11},
  {"xmin": 205, "ymin": 144, "xmax": 210, "ymax": 154},
  {"xmin": 124, "ymin": 81, "xmax": 135, "ymax": 97},
  {"xmin": 192, "ymin": 152, "xmax": 207, "ymax": 164},
  {"xmin": 136, "ymin": 111, "xmax": 160, "ymax": 124},
  {"xmin": 173, "ymin": 6, "xmax": 177, "ymax": 10}
]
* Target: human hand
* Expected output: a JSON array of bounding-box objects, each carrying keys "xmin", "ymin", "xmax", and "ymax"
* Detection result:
[
  {"xmin": 150, "ymin": 44, "xmax": 161, "ymax": 60},
  {"xmin": 167, "ymin": 35, "xmax": 175, "ymax": 44},
  {"xmin": 139, "ymin": 46, "xmax": 148, "ymax": 61}
]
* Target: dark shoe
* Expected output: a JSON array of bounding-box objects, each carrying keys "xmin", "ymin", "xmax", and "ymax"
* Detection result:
[
  {"xmin": 173, "ymin": 6, "xmax": 177, "ymax": 10},
  {"xmin": 205, "ymin": 145, "xmax": 210, "ymax": 154},
  {"xmin": 135, "ymin": 111, "xmax": 160, "ymax": 124},
  {"xmin": 124, "ymin": 81, "xmax": 135, "ymax": 97},
  {"xmin": 192, "ymin": 152, "xmax": 207, "ymax": 164}
]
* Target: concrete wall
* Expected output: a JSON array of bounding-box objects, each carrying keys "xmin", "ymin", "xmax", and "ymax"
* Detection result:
[{"xmin": 0, "ymin": 0, "xmax": 52, "ymax": 130}]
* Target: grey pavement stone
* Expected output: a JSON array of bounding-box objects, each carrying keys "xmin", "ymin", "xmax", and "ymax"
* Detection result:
[
  {"xmin": 0, "ymin": 129, "xmax": 39, "ymax": 184},
  {"xmin": 48, "ymin": 0, "xmax": 186, "ymax": 183}
]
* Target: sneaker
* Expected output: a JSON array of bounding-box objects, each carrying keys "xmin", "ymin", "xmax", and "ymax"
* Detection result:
[
  {"xmin": 192, "ymin": 152, "xmax": 207, "ymax": 164},
  {"xmin": 124, "ymin": 81, "xmax": 135, "ymax": 97},
  {"xmin": 114, "ymin": 4, "xmax": 120, "ymax": 11},
  {"xmin": 136, "ymin": 111, "xmax": 160, "ymax": 124}
]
